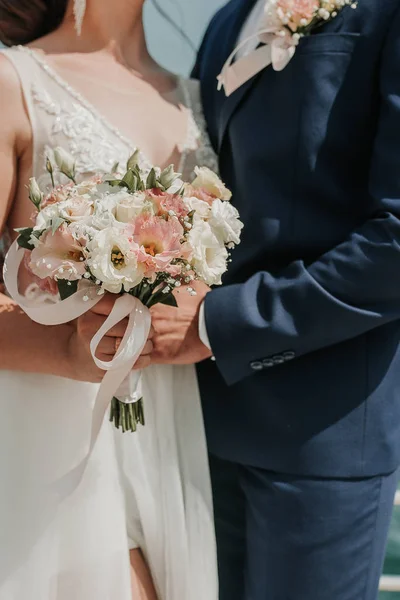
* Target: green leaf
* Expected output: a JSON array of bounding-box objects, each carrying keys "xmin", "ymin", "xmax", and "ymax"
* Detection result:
[
  {"xmin": 16, "ymin": 227, "xmax": 34, "ymax": 250},
  {"xmin": 160, "ymin": 292, "xmax": 178, "ymax": 308},
  {"xmin": 106, "ymin": 179, "xmax": 124, "ymax": 187},
  {"xmin": 146, "ymin": 290, "xmax": 178, "ymax": 309},
  {"xmin": 127, "ymin": 149, "xmax": 140, "ymax": 171},
  {"xmin": 111, "ymin": 162, "xmax": 119, "ymax": 174},
  {"xmin": 146, "ymin": 168, "xmax": 158, "ymax": 190},
  {"xmin": 121, "ymin": 170, "xmax": 137, "ymax": 192},
  {"xmin": 57, "ymin": 279, "xmax": 78, "ymax": 300}
]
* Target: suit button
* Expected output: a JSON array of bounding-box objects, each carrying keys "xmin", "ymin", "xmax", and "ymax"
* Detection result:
[
  {"xmin": 250, "ymin": 361, "xmax": 263, "ymax": 371},
  {"xmin": 272, "ymin": 355, "xmax": 285, "ymax": 365},
  {"xmin": 283, "ymin": 351, "xmax": 295, "ymax": 361},
  {"xmin": 262, "ymin": 359, "xmax": 274, "ymax": 368}
]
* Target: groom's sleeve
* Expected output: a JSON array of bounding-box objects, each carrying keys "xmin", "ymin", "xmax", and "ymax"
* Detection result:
[{"xmin": 204, "ymin": 7, "xmax": 400, "ymax": 386}]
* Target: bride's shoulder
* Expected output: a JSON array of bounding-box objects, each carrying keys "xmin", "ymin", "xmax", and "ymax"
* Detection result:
[
  {"xmin": 0, "ymin": 50, "xmax": 21, "ymax": 92},
  {"xmin": 0, "ymin": 51, "xmax": 31, "ymax": 139},
  {"xmin": 0, "ymin": 51, "xmax": 25, "ymax": 110}
]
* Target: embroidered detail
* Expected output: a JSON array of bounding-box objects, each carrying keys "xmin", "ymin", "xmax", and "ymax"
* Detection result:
[
  {"xmin": 32, "ymin": 84, "xmax": 132, "ymax": 177},
  {"xmin": 18, "ymin": 45, "xmax": 218, "ymax": 180}
]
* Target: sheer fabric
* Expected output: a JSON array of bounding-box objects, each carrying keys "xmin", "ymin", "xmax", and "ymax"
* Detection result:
[{"xmin": 0, "ymin": 46, "xmax": 218, "ymax": 600}]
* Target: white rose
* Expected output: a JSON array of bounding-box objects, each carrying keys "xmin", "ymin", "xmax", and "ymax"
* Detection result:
[
  {"xmin": 209, "ymin": 199, "xmax": 243, "ymax": 245},
  {"xmin": 114, "ymin": 191, "xmax": 146, "ymax": 223},
  {"xmin": 191, "ymin": 167, "xmax": 232, "ymax": 201},
  {"xmin": 58, "ymin": 197, "xmax": 94, "ymax": 222},
  {"xmin": 187, "ymin": 220, "xmax": 228, "ymax": 286},
  {"xmin": 183, "ymin": 196, "xmax": 211, "ymax": 221},
  {"xmin": 87, "ymin": 228, "xmax": 145, "ymax": 293},
  {"xmin": 34, "ymin": 203, "xmax": 61, "ymax": 231},
  {"xmin": 91, "ymin": 194, "xmax": 121, "ymax": 230}
]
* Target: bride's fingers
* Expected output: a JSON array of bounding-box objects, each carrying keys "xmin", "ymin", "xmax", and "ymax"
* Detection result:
[
  {"xmin": 133, "ymin": 355, "xmax": 151, "ymax": 370},
  {"xmin": 103, "ymin": 318, "xmax": 130, "ymax": 339},
  {"xmin": 95, "ymin": 336, "xmax": 120, "ymax": 357},
  {"xmin": 96, "ymin": 338, "xmax": 153, "ymax": 360},
  {"xmin": 141, "ymin": 340, "xmax": 154, "ymax": 356},
  {"xmin": 90, "ymin": 293, "xmax": 117, "ymax": 316}
]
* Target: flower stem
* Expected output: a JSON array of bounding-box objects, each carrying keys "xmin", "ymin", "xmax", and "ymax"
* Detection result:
[{"xmin": 110, "ymin": 397, "xmax": 144, "ymax": 433}]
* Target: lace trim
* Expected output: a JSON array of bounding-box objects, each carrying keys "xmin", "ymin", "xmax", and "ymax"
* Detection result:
[{"xmin": 32, "ymin": 84, "xmax": 132, "ymax": 180}]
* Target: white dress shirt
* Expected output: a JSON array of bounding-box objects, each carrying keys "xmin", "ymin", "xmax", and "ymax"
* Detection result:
[{"xmin": 199, "ymin": 0, "xmax": 265, "ymax": 351}]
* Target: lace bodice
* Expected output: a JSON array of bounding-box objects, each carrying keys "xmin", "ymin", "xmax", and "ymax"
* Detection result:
[{"xmin": 2, "ymin": 45, "xmax": 218, "ymax": 188}]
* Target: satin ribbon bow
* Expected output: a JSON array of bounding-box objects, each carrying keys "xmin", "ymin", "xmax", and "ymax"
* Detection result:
[{"xmin": 217, "ymin": 27, "xmax": 298, "ymax": 97}]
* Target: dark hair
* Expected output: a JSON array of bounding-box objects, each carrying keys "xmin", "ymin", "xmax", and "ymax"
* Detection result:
[{"xmin": 0, "ymin": 0, "xmax": 68, "ymax": 46}]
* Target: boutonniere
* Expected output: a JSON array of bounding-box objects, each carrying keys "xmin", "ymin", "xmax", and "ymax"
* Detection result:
[{"xmin": 218, "ymin": 0, "xmax": 358, "ymax": 96}]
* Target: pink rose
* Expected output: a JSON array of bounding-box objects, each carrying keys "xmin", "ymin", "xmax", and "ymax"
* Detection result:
[
  {"xmin": 277, "ymin": 0, "xmax": 319, "ymax": 30},
  {"xmin": 42, "ymin": 183, "xmax": 74, "ymax": 208}
]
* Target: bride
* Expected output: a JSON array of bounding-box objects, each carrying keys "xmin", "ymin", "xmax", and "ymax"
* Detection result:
[{"xmin": 0, "ymin": 1, "xmax": 218, "ymax": 598}]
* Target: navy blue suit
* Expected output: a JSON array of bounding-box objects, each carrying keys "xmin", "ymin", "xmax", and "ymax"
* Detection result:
[{"xmin": 193, "ymin": 1, "xmax": 400, "ymax": 598}]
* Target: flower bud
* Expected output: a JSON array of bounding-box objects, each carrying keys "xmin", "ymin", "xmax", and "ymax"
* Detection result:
[
  {"xmin": 28, "ymin": 177, "xmax": 43, "ymax": 210},
  {"xmin": 54, "ymin": 147, "xmax": 76, "ymax": 181},
  {"xmin": 160, "ymin": 165, "xmax": 180, "ymax": 190}
]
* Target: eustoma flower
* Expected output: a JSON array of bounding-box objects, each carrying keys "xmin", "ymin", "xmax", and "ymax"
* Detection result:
[
  {"xmin": 87, "ymin": 228, "xmax": 145, "ymax": 293},
  {"xmin": 132, "ymin": 214, "xmax": 187, "ymax": 277},
  {"xmin": 29, "ymin": 225, "xmax": 86, "ymax": 281},
  {"xmin": 187, "ymin": 220, "xmax": 228, "ymax": 286}
]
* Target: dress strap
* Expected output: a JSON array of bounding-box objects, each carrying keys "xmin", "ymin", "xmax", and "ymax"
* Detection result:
[{"xmin": 0, "ymin": 47, "xmax": 48, "ymax": 176}]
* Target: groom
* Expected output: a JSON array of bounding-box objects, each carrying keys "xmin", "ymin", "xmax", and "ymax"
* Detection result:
[{"xmin": 150, "ymin": 0, "xmax": 400, "ymax": 598}]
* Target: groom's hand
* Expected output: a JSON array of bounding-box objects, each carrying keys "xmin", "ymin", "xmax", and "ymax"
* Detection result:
[{"xmin": 150, "ymin": 281, "xmax": 213, "ymax": 365}]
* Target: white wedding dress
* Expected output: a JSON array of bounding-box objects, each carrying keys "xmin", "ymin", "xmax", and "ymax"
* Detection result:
[{"xmin": 0, "ymin": 46, "xmax": 218, "ymax": 600}]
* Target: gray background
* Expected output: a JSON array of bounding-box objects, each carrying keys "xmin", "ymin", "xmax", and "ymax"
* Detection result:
[{"xmin": 144, "ymin": 0, "xmax": 226, "ymax": 75}]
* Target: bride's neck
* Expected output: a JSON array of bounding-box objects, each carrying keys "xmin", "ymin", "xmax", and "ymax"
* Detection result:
[{"xmin": 45, "ymin": 0, "xmax": 151, "ymax": 71}]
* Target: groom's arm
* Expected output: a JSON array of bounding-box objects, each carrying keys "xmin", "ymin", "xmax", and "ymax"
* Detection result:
[{"xmin": 203, "ymin": 6, "xmax": 400, "ymax": 386}]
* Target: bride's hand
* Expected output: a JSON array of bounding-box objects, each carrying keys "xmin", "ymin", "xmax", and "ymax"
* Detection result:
[{"xmin": 65, "ymin": 294, "xmax": 154, "ymax": 383}]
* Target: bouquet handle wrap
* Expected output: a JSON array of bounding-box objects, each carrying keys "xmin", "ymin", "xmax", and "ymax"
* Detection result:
[{"xmin": 3, "ymin": 240, "xmax": 151, "ymax": 496}]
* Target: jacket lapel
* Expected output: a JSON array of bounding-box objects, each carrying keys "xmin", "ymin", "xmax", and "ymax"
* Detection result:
[{"xmin": 217, "ymin": 0, "xmax": 261, "ymax": 151}]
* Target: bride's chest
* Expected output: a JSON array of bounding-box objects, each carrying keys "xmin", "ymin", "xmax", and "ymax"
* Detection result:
[{"xmin": 31, "ymin": 77, "xmax": 194, "ymax": 178}]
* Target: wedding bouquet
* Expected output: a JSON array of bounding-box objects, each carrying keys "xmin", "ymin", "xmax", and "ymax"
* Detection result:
[{"xmin": 15, "ymin": 148, "xmax": 243, "ymax": 432}]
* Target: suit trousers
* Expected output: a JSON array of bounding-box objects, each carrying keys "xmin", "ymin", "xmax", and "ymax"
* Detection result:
[{"xmin": 209, "ymin": 454, "xmax": 399, "ymax": 600}]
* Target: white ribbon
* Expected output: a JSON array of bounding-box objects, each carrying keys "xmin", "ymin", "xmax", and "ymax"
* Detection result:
[
  {"xmin": 217, "ymin": 28, "xmax": 297, "ymax": 97},
  {"xmin": 3, "ymin": 240, "xmax": 151, "ymax": 496}
]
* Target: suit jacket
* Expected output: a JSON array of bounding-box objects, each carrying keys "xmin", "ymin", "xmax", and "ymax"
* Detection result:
[{"xmin": 194, "ymin": 0, "xmax": 400, "ymax": 477}]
